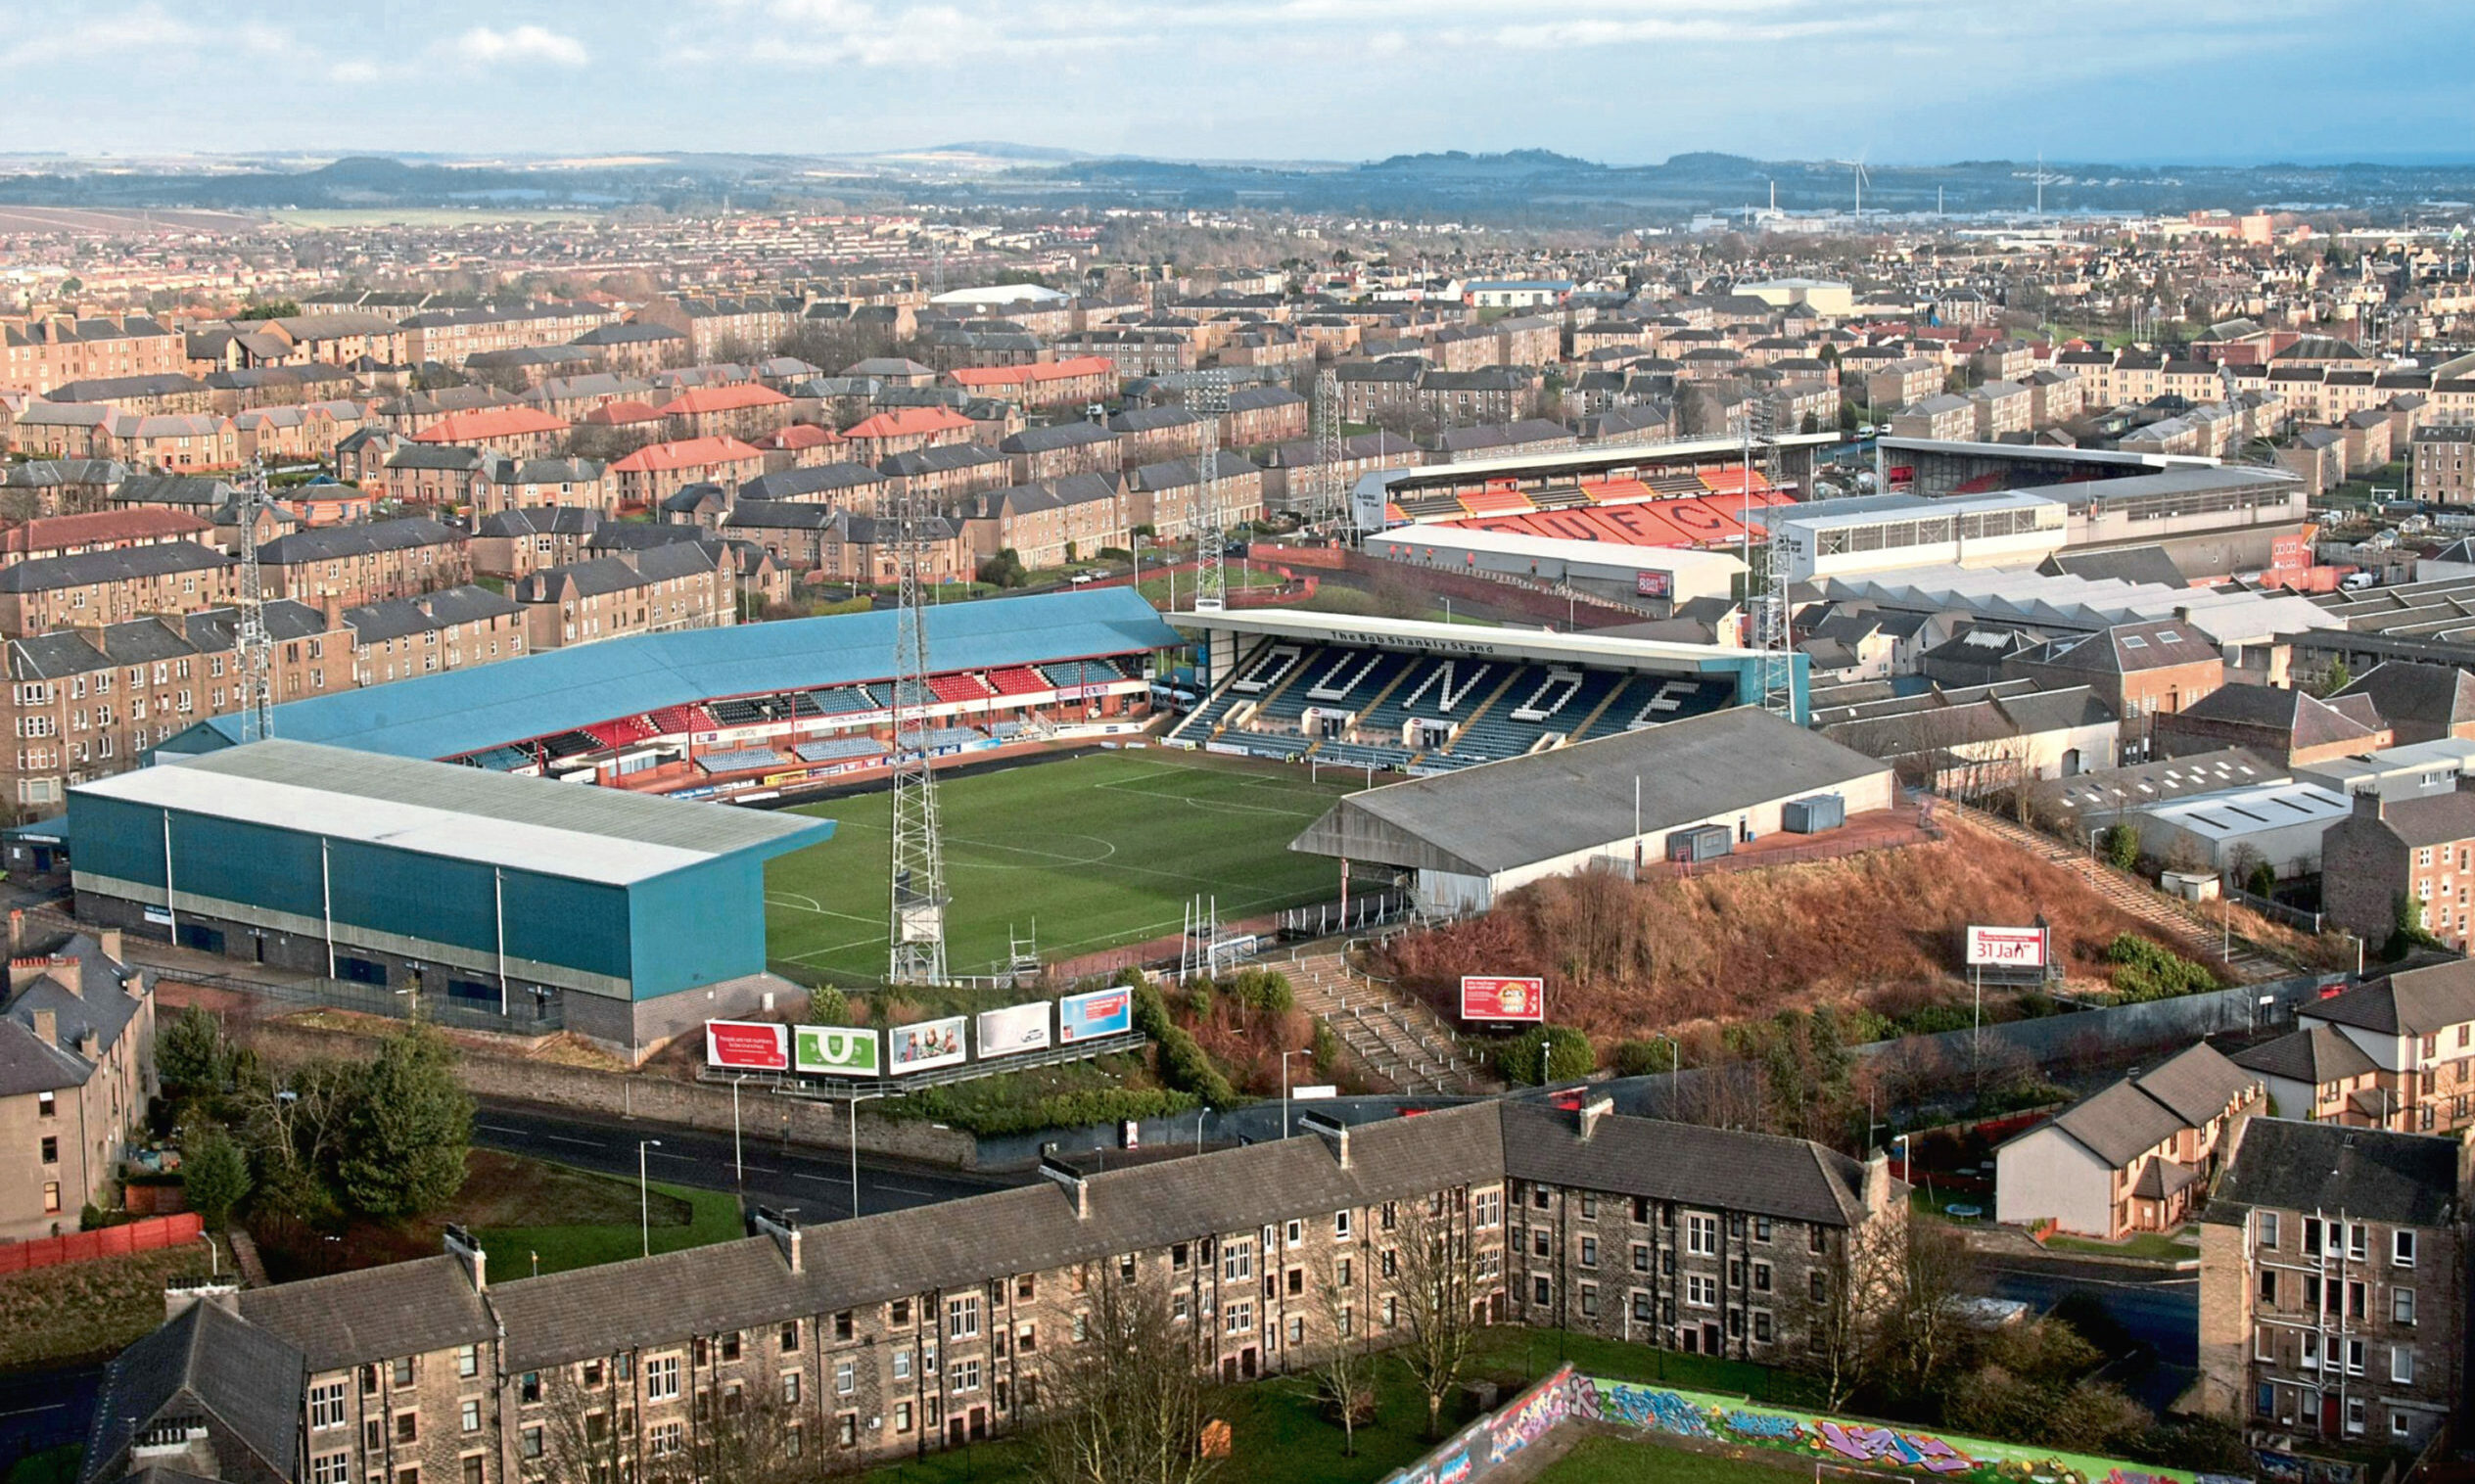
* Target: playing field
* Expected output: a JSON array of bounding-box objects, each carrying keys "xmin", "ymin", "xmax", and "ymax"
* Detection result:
[{"xmin": 764, "ymin": 750, "xmax": 1361, "ymax": 983}]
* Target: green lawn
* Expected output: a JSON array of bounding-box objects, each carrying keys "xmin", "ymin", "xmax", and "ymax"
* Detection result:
[
  {"xmin": 0, "ymin": 1242, "xmax": 214, "ymax": 1369},
  {"xmin": 1138, "ymin": 566, "xmax": 1289, "ymax": 607},
  {"xmin": 1538, "ymin": 1435, "xmax": 1812, "ymax": 1484},
  {"xmin": 2042, "ymin": 1227, "xmax": 2198, "ymax": 1262},
  {"xmin": 767, "ymin": 752, "xmax": 1359, "ymax": 983},
  {"xmin": 474, "ymin": 1176, "xmax": 742, "ymax": 1278}
]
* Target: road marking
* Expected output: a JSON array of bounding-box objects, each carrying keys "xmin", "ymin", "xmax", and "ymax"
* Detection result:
[
  {"xmin": 478, "ymin": 1125, "xmax": 601, "ymax": 1148},
  {"xmin": 875, "ymin": 1183, "xmax": 935, "ymax": 1197},
  {"xmin": 0, "ymin": 1404, "xmax": 67, "ymax": 1417}
]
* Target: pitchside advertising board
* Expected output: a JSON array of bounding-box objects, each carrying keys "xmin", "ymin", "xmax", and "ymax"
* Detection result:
[
  {"xmin": 1461, "ymin": 975, "xmax": 1546, "ymax": 1022},
  {"xmin": 976, "ymin": 1001, "xmax": 1053, "ymax": 1059},
  {"xmin": 891, "ymin": 1016, "xmax": 969, "ymax": 1074},
  {"xmin": 706, "ymin": 1020, "xmax": 790, "ymax": 1070},
  {"xmin": 1965, "ymin": 925, "xmax": 2049, "ymax": 968}
]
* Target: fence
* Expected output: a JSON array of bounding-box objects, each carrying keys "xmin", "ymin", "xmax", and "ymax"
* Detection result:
[
  {"xmin": 0, "ymin": 1212, "xmax": 203, "ymax": 1275},
  {"xmin": 174, "ymin": 966, "xmax": 566, "ymax": 1036},
  {"xmin": 1279, "ymin": 892, "xmax": 1410, "ymax": 940},
  {"xmin": 2227, "ymin": 884, "xmax": 2322, "ymax": 934}
]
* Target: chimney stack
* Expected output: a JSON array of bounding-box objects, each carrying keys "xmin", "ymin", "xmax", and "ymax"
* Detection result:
[
  {"xmin": 30, "ymin": 1007, "xmax": 56, "ymax": 1047},
  {"xmin": 751, "ymin": 1207, "xmax": 804, "ymax": 1273},
  {"xmin": 1299, "ymin": 1110, "xmax": 1351, "ymax": 1168},
  {"xmin": 99, "ymin": 928, "xmax": 122, "ymax": 964},
  {"xmin": 8, "ymin": 909, "xmax": 22, "ymax": 955},
  {"xmin": 444, "ymin": 1224, "xmax": 487, "ymax": 1291},
  {"xmin": 2354, "ymin": 788, "xmax": 2386, "ymax": 822},
  {"xmin": 1577, "ymin": 1095, "xmax": 1614, "ymax": 1141},
  {"xmin": 13, "ymin": 956, "xmax": 75, "ymax": 997},
  {"xmin": 1039, "ymin": 1154, "xmax": 1091, "ymax": 1220}
]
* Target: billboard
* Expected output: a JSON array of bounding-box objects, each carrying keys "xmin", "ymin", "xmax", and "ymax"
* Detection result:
[
  {"xmin": 976, "ymin": 1002, "xmax": 1053, "ymax": 1059},
  {"xmin": 706, "ymin": 1020, "xmax": 789, "ymax": 1071},
  {"xmin": 1057, "ymin": 987, "xmax": 1134, "ymax": 1043},
  {"xmin": 1965, "ymin": 926, "xmax": 2048, "ymax": 968},
  {"xmin": 793, "ymin": 1025, "xmax": 880, "ymax": 1077},
  {"xmin": 1460, "ymin": 975, "xmax": 1546, "ymax": 1022},
  {"xmin": 890, "ymin": 1016, "xmax": 968, "ymax": 1074},
  {"xmin": 1634, "ymin": 570, "xmax": 1672, "ymax": 598}
]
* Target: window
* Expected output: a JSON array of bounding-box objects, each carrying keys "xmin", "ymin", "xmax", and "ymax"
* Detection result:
[
  {"xmin": 949, "ymin": 1295, "xmax": 981, "ymax": 1339},
  {"xmin": 1017, "ymin": 1322, "xmax": 1037, "ymax": 1352},
  {"xmin": 1752, "ymin": 1262, "xmax": 1772, "ymax": 1292},
  {"xmin": 1687, "ymin": 1275, "xmax": 1716, "ymax": 1309},
  {"xmin": 952, "ymin": 1361, "xmax": 981, "ymax": 1394},
  {"xmin": 1383, "ymin": 1295, "xmax": 1399, "ymax": 1327},
  {"xmin": 2259, "ymin": 1270, "xmax": 2277, "ymax": 1305},
  {"xmin": 1631, "ymin": 1291, "xmax": 1654, "ymax": 1322},
  {"xmin": 392, "ymin": 1359, "xmax": 416, "ymax": 1388},
  {"xmin": 459, "ymin": 1400, "xmax": 480, "ymax": 1433},
  {"xmin": 1334, "ymin": 1210, "xmax": 1353, "ymax": 1240},
  {"xmin": 1580, "ymin": 1237, "xmax": 1599, "ymax": 1268},
  {"xmin": 1474, "ymin": 1191, "xmax": 1502, "ymax": 1229},
  {"xmin": 2256, "ymin": 1384, "xmax": 2276, "ymax": 1419},
  {"xmin": 1580, "ymin": 1284, "xmax": 1599, "ymax": 1318},
  {"xmin": 646, "ymin": 1354, "xmax": 681, "ymax": 1402},
  {"xmin": 720, "ymin": 1331, "xmax": 741, "ymax": 1362},
  {"xmin": 1631, "ymin": 1243, "xmax": 1651, "ymax": 1273},
  {"xmin": 395, "ymin": 1413, "xmax": 418, "ymax": 1444},
  {"xmin": 2393, "ymin": 1411, "xmax": 2412, "ymax": 1439},
  {"xmin": 2395, "ymin": 1286, "xmax": 2416, "ymax": 1325},
  {"xmin": 894, "ymin": 1402, "xmax": 913, "ymax": 1434},
  {"xmin": 2257, "ymin": 1211, "xmax": 2279, "ymax": 1248},
  {"xmin": 1753, "ymin": 1312, "xmax": 1773, "ymax": 1343},
  {"xmin": 1225, "ymin": 1301, "xmax": 1253, "ymax": 1336},
  {"xmin": 1808, "ymin": 1227, "xmax": 1826, "ymax": 1254},
  {"xmin": 780, "ymin": 1321, "xmax": 800, "ymax": 1352},
  {"xmin": 517, "ymin": 1372, "xmax": 539, "ymax": 1404},
  {"xmin": 39, "ymin": 1136, "xmax": 57, "ymax": 1165},
  {"xmin": 1532, "ymin": 1276, "xmax": 1551, "ymax": 1307},
  {"xmin": 2396, "ymin": 1229, "xmax": 2418, "ymax": 1267},
  {"xmin": 782, "ymin": 1371, "xmax": 800, "ymax": 1406},
  {"xmin": 2346, "ymin": 1338, "xmax": 2367, "ymax": 1376},
  {"xmin": 1580, "ymin": 1193, "xmax": 1598, "ymax": 1220},
  {"xmin": 1809, "ymin": 1272, "xmax": 1826, "ymax": 1302},
  {"xmin": 838, "ymin": 1414, "xmax": 858, "ymax": 1447},
  {"xmin": 518, "ymin": 1428, "xmax": 542, "ymax": 1461},
  {"xmin": 1224, "ymin": 1238, "xmax": 1254, "ymax": 1281},
  {"xmin": 455, "ymin": 1344, "xmax": 478, "ymax": 1379},
  {"xmin": 1687, "ymin": 1215, "xmax": 1717, "ymax": 1256},
  {"xmin": 1286, "ymin": 1219, "xmax": 1304, "ymax": 1247},
  {"xmin": 2393, "ymin": 1347, "xmax": 2415, "ymax": 1384},
  {"xmin": 312, "ymin": 1456, "xmax": 350, "ymax": 1484},
  {"xmin": 363, "ymin": 1419, "xmax": 381, "ymax": 1454},
  {"xmin": 649, "ymin": 1422, "xmax": 683, "ymax": 1457},
  {"xmin": 1016, "ymin": 1274, "xmax": 1037, "ymax": 1301},
  {"xmin": 835, "ymin": 1360, "xmax": 855, "ymax": 1396},
  {"xmin": 2346, "ymin": 1397, "xmax": 2366, "ymax": 1436},
  {"xmin": 310, "ymin": 1381, "xmax": 348, "ymax": 1430},
  {"xmin": 892, "ymin": 1349, "xmax": 911, "ymax": 1382}
]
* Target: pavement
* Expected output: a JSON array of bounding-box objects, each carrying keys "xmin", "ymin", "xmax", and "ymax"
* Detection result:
[{"xmin": 471, "ymin": 1097, "xmax": 1024, "ymax": 1228}]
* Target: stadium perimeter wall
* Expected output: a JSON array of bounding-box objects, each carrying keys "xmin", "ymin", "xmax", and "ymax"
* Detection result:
[{"xmin": 233, "ymin": 1019, "xmax": 981, "ymax": 1168}]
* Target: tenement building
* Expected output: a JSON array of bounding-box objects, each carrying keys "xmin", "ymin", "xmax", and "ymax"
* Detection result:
[{"xmin": 82, "ymin": 1098, "xmax": 1903, "ymax": 1484}]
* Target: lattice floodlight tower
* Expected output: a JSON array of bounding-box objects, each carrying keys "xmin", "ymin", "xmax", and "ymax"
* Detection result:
[
  {"xmin": 1743, "ymin": 397, "xmax": 1795, "ymax": 719},
  {"xmin": 1312, "ymin": 367, "xmax": 1344, "ymax": 526},
  {"xmin": 1190, "ymin": 369, "xmax": 1232, "ymax": 612},
  {"xmin": 886, "ymin": 459, "xmax": 949, "ymax": 985},
  {"xmin": 235, "ymin": 460, "xmax": 275, "ymax": 745}
]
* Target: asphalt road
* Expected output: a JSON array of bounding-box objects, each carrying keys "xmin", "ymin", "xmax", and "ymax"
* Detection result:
[
  {"xmin": 471, "ymin": 1098, "xmax": 1021, "ymax": 1228},
  {"xmin": 0, "ymin": 1363, "xmax": 98, "ymax": 1467},
  {"xmin": 1987, "ymin": 1257, "xmax": 2200, "ymax": 1414}
]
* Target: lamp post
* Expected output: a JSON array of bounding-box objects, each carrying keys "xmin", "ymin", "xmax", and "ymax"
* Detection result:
[
  {"xmin": 1649, "ymin": 1033, "xmax": 1679, "ymax": 1112},
  {"xmin": 638, "ymin": 1139, "xmax": 661, "ymax": 1258},
  {"xmin": 2087, "ymin": 825, "xmax": 2104, "ymax": 864},
  {"xmin": 731, "ymin": 1075, "xmax": 748, "ymax": 1188},
  {"xmin": 198, "ymin": 1229, "xmax": 218, "ymax": 1278},
  {"xmin": 1281, "ymin": 1049, "xmax": 1301, "ymax": 1137}
]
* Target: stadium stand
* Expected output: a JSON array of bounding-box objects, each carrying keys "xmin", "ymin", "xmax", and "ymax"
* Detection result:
[
  {"xmin": 699, "ymin": 746, "xmax": 787, "ymax": 774},
  {"xmin": 930, "ymin": 673, "xmax": 993, "ymax": 704},
  {"xmin": 793, "ymin": 737, "xmax": 885, "ymax": 764},
  {"xmin": 988, "ymin": 667, "xmax": 1051, "ymax": 697}
]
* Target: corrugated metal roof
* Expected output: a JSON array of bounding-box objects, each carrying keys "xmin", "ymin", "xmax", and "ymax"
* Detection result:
[
  {"xmin": 79, "ymin": 740, "xmax": 827, "ymax": 884},
  {"xmin": 169, "ymin": 588, "xmax": 1180, "ymax": 762}
]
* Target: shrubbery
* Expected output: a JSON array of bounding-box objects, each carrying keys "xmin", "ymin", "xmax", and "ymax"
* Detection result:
[
  {"xmin": 896, "ymin": 1085, "xmax": 1195, "ymax": 1137},
  {"xmin": 2104, "ymin": 935, "xmax": 2218, "ymax": 1002},
  {"xmin": 1133, "ymin": 978, "xmax": 1238, "ymax": 1105},
  {"xmin": 1494, "ymin": 1024, "xmax": 1593, "ymax": 1085}
]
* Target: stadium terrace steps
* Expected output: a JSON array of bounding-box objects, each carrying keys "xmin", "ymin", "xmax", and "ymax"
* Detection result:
[{"xmin": 1285, "ymin": 948, "xmax": 1496, "ymax": 1095}]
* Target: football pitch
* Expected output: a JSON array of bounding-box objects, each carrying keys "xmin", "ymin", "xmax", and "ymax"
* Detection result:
[{"xmin": 764, "ymin": 751, "xmax": 1364, "ymax": 983}]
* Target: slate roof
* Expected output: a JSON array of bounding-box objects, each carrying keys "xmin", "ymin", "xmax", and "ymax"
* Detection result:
[
  {"xmin": 2336, "ymin": 662, "xmax": 2475, "ymax": 735},
  {"xmin": 236, "ymin": 1256, "xmax": 494, "ymax": 1373},
  {"xmin": 476, "ymin": 508, "xmax": 601, "ymax": 539},
  {"xmin": 2233, "ymin": 1024, "xmax": 2379, "ymax": 1086},
  {"xmin": 2013, "ymin": 1043, "xmax": 2258, "ymax": 1170},
  {"xmin": 1001, "ymin": 421, "xmax": 1117, "ymax": 454},
  {"xmin": 0, "ymin": 542, "xmax": 231, "ymax": 592},
  {"xmin": 739, "ymin": 464, "xmax": 884, "ymax": 501},
  {"xmin": 2210, "ymin": 1119, "xmax": 2460, "ymax": 1228},
  {"xmin": 83, "ymin": 1301, "xmax": 304, "ymax": 1484},
  {"xmin": 1497, "ymin": 1101, "xmax": 1874, "ymax": 1226},
  {"xmin": 259, "ymin": 518, "xmax": 458, "ymax": 566},
  {"xmin": 2028, "ymin": 620, "xmax": 2220, "ymax": 674},
  {"xmin": 2306, "ymin": 958, "xmax": 2475, "ymax": 1038},
  {"xmin": 113, "ymin": 475, "xmax": 234, "ymax": 509},
  {"xmin": 2173, "ymin": 684, "xmax": 2383, "ymax": 752}
]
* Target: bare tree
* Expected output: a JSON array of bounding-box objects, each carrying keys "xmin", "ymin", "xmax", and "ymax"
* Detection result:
[
  {"xmin": 1026, "ymin": 1273, "xmax": 1220, "ymax": 1484},
  {"xmin": 1887, "ymin": 1220, "xmax": 1980, "ymax": 1402},
  {"xmin": 1304, "ymin": 1280, "xmax": 1374, "ymax": 1458},
  {"xmin": 1390, "ymin": 1197, "xmax": 1479, "ymax": 1440},
  {"xmin": 654, "ymin": 1388, "xmax": 803, "ymax": 1484},
  {"xmin": 1805, "ymin": 1212, "xmax": 1904, "ymax": 1410},
  {"xmin": 522, "ymin": 1365, "xmax": 637, "ymax": 1484}
]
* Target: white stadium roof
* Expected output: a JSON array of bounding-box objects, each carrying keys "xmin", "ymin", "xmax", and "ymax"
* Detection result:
[{"xmin": 1819, "ymin": 564, "xmax": 2343, "ymax": 646}]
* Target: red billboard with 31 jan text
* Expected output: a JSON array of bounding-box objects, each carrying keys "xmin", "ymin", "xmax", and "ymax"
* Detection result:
[{"xmin": 1461, "ymin": 975, "xmax": 1546, "ymax": 1022}]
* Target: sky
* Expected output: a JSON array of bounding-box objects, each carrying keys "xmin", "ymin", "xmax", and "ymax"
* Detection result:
[{"xmin": 0, "ymin": 0, "xmax": 2469, "ymax": 167}]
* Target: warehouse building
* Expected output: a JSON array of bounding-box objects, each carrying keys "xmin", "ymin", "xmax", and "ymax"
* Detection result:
[
  {"xmin": 1288, "ymin": 708, "xmax": 1894, "ymax": 912},
  {"xmin": 66, "ymin": 741, "xmax": 830, "ymax": 1057}
]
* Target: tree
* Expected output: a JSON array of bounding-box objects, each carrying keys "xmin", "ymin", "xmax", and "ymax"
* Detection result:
[
  {"xmin": 1391, "ymin": 1198, "xmax": 1479, "ymax": 1440},
  {"xmin": 182, "ymin": 1127, "xmax": 252, "ymax": 1229},
  {"xmin": 1886, "ymin": 1220, "xmax": 1979, "ymax": 1402},
  {"xmin": 1305, "ymin": 1280, "xmax": 1373, "ymax": 1457},
  {"xmin": 2102, "ymin": 822, "xmax": 2140, "ymax": 871},
  {"xmin": 335, "ymin": 1023, "xmax": 473, "ymax": 1219},
  {"xmin": 159, "ymin": 1006, "xmax": 232, "ymax": 1095},
  {"xmin": 2310, "ymin": 655, "xmax": 2352, "ymax": 698},
  {"xmin": 1025, "ymin": 1272, "xmax": 1220, "ymax": 1484},
  {"xmin": 522, "ymin": 1365, "xmax": 639, "ymax": 1484},
  {"xmin": 1805, "ymin": 1213, "xmax": 1903, "ymax": 1410},
  {"xmin": 1494, "ymin": 1025, "xmax": 1592, "ymax": 1086}
]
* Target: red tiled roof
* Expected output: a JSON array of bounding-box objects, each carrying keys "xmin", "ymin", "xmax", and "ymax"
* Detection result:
[
  {"xmin": 758, "ymin": 423, "xmax": 843, "ymax": 449},
  {"xmin": 655, "ymin": 383, "xmax": 793, "ymax": 416},
  {"xmin": 408, "ymin": 405, "xmax": 571, "ymax": 442},
  {"xmin": 580, "ymin": 399, "xmax": 664, "ymax": 426},
  {"xmin": 949, "ymin": 356, "xmax": 1116, "ymax": 389},
  {"xmin": 609, "ymin": 436, "xmax": 765, "ymax": 474},
  {"xmin": 0, "ymin": 506, "xmax": 213, "ymax": 554},
  {"xmin": 842, "ymin": 407, "xmax": 976, "ymax": 440}
]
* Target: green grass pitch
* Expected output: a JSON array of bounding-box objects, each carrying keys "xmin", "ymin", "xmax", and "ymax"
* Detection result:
[{"xmin": 764, "ymin": 750, "xmax": 1364, "ymax": 984}]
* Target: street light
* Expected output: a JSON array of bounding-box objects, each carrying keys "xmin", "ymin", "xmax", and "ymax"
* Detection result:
[
  {"xmin": 197, "ymin": 1229, "xmax": 218, "ymax": 1278},
  {"xmin": 731, "ymin": 1075, "xmax": 749, "ymax": 1188},
  {"xmin": 1281, "ymin": 1049, "xmax": 1301, "ymax": 1137},
  {"xmin": 638, "ymin": 1139, "xmax": 662, "ymax": 1258},
  {"xmin": 2087, "ymin": 825, "xmax": 2104, "ymax": 864}
]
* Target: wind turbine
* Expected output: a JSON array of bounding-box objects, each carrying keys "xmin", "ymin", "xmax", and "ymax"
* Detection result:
[{"xmin": 1834, "ymin": 157, "xmax": 1871, "ymax": 226}]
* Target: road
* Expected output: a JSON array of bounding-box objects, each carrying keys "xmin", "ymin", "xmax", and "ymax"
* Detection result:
[
  {"xmin": 471, "ymin": 1098, "xmax": 1022, "ymax": 1227},
  {"xmin": 1987, "ymin": 1256, "xmax": 2199, "ymax": 1414},
  {"xmin": 0, "ymin": 1363, "xmax": 98, "ymax": 1468}
]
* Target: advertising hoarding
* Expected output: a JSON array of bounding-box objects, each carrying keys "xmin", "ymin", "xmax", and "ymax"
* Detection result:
[
  {"xmin": 1634, "ymin": 570, "xmax": 1672, "ymax": 598},
  {"xmin": 1460, "ymin": 975, "xmax": 1546, "ymax": 1022},
  {"xmin": 890, "ymin": 1016, "xmax": 968, "ymax": 1073},
  {"xmin": 1057, "ymin": 987, "xmax": 1134, "ymax": 1043},
  {"xmin": 792, "ymin": 1025, "xmax": 880, "ymax": 1076},
  {"xmin": 976, "ymin": 1002, "xmax": 1053, "ymax": 1059},
  {"xmin": 1964, "ymin": 926, "xmax": 2048, "ymax": 968},
  {"xmin": 706, "ymin": 1020, "xmax": 789, "ymax": 1070}
]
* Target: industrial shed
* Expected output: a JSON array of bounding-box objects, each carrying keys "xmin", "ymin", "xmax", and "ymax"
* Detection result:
[
  {"xmin": 1287, "ymin": 708, "xmax": 1894, "ymax": 913},
  {"xmin": 67, "ymin": 741, "xmax": 830, "ymax": 1057}
]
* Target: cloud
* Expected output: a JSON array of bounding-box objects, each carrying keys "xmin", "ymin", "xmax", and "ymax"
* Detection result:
[
  {"xmin": 0, "ymin": 3, "xmax": 288, "ymax": 66},
  {"xmin": 446, "ymin": 23, "xmax": 590, "ymax": 68}
]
